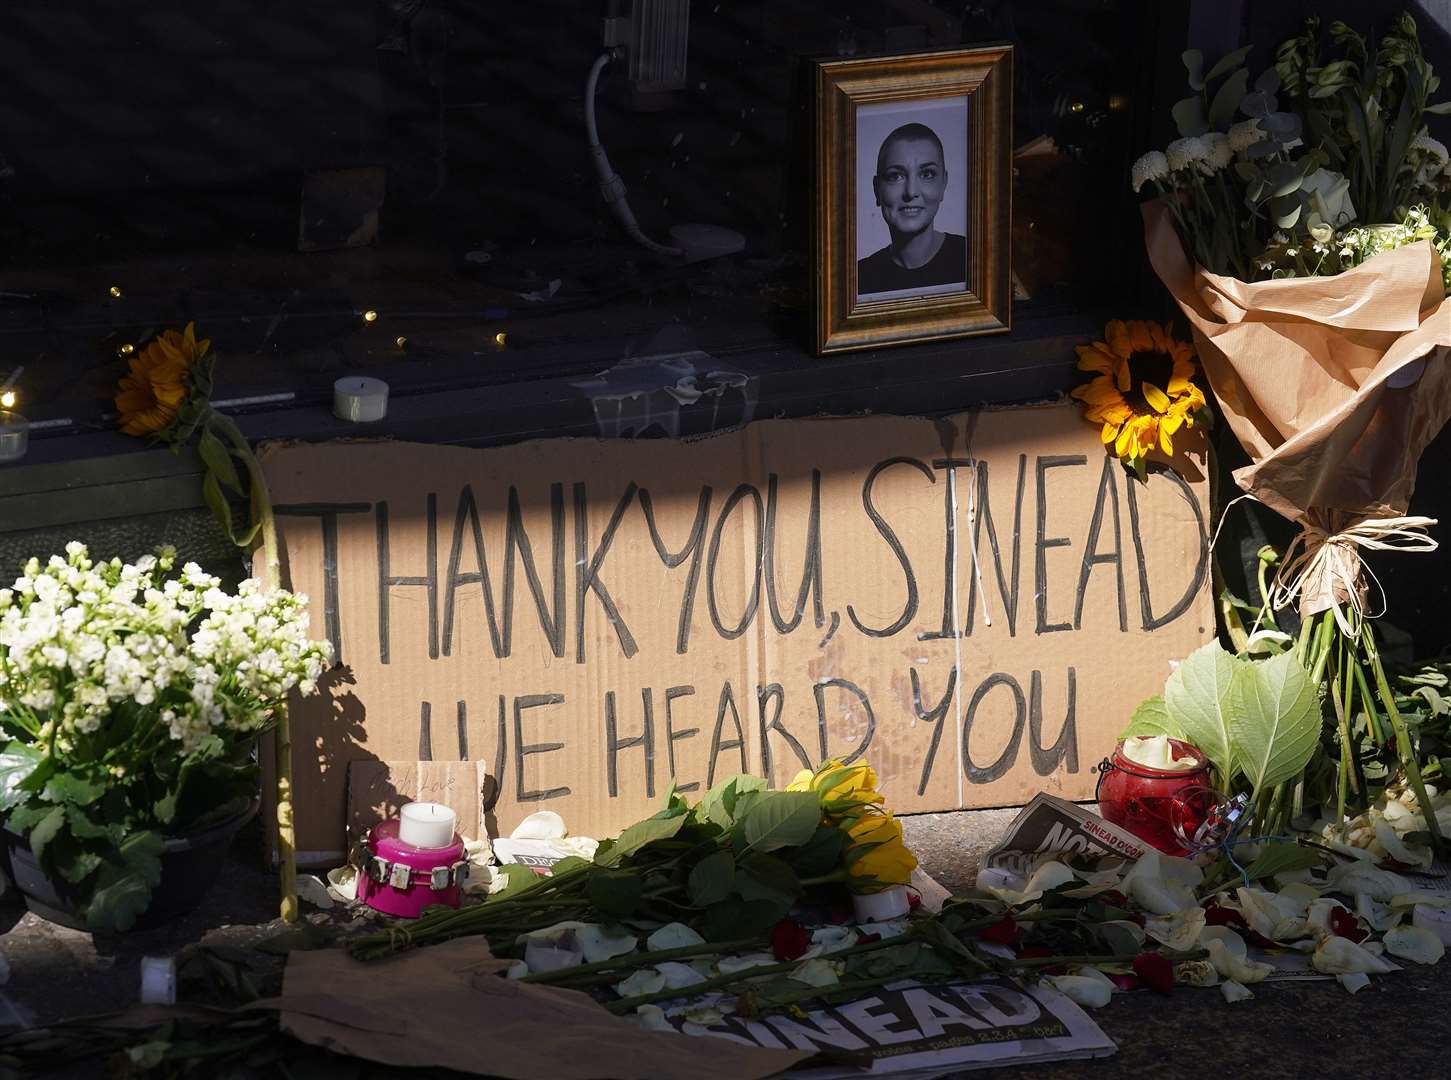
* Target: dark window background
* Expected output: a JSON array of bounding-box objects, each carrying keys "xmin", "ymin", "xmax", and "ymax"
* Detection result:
[{"xmin": 0, "ymin": 0, "xmax": 1447, "ymax": 650}]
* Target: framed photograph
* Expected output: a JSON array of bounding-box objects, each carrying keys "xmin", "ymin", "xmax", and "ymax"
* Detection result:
[{"xmin": 813, "ymin": 45, "xmax": 1012, "ymax": 355}]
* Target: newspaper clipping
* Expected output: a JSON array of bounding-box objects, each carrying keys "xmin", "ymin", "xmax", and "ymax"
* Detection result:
[{"xmin": 670, "ymin": 976, "xmax": 1115, "ymax": 1077}]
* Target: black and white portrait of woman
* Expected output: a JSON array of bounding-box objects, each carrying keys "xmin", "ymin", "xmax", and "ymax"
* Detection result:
[{"xmin": 855, "ymin": 97, "xmax": 971, "ymax": 302}]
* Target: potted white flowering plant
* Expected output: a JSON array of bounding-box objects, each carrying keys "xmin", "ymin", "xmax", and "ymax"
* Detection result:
[{"xmin": 0, "ymin": 543, "xmax": 330, "ymax": 932}]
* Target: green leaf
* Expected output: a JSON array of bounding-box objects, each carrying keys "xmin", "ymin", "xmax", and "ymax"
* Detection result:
[
  {"xmin": 699, "ymin": 774, "xmax": 766, "ymax": 831},
  {"xmin": 197, "ymin": 427, "xmax": 243, "ymax": 494},
  {"xmin": 0, "ymin": 742, "xmax": 41, "ymax": 811},
  {"xmin": 1228, "ymin": 651, "xmax": 1321, "ymax": 797},
  {"xmin": 734, "ymin": 853, "xmax": 802, "ymax": 905},
  {"xmin": 1165, "ymin": 642, "xmax": 1242, "ymax": 784},
  {"xmin": 1172, "ymin": 95, "xmax": 1209, "ymax": 137},
  {"xmin": 739, "ymin": 791, "xmax": 820, "ymax": 853},
  {"xmin": 42, "ymin": 772, "xmax": 105, "ymax": 806},
  {"xmin": 487, "ymin": 864, "xmax": 544, "ymax": 901},
  {"xmin": 595, "ymin": 813, "xmax": 687, "ymax": 867},
  {"xmin": 586, "ymin": 870, "xmax": 644, "ymax": 917},
  {"xmin": 1241, "ymin": 840, "xmax": 1323, "ymax": 881},
  {"xmin": 792, "ymin": 824, "xmax": 848, "ymax": 878},
  {"xmin": 1182, "ymin": 49, "xmax": 1205, "ymax": 91},
  {"xmin": 85, "ymin": 831, "xmax": 163, "ymax": 933},
  {"xmin": 697, "ymin": 898, "xmax": 788, "ymax": 942},
  {"xmin": 1426, "ymin": 101, "xmax": 1451, "ymax": 116},
  {"xmin": 687, "ymin": 849, "xmax": 736, "ymax": 907},
  {"xmin": 58, "ymin": 849, "xmax": 103, "ymax": 884},
  {"xmin": 26, "ymin": 806, "xmax": 66, "ymax": 862},
  {"xmin": 1208, "ymin": 68, "xmax": 1250, "ymax": 129},
  {"xmin": 1205, "ymin": 45, "xmax": 1253, "ymax": 84},
  {"xmin": 1119, "ymin": 695, "xmax": 1186, "ymax": 741}
]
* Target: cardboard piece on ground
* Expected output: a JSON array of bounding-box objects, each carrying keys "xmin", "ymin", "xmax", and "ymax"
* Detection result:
[
  {"xmin": 262, "ymin": 940, "xmax": 810, "ymax": 1080},
  {"xmin": 345, "ymin": 760, "xmax": 491, "ymax": 847},
  {"xmin": 263, "ymin": 403, "xmax": 1213, "ymax": 862}
]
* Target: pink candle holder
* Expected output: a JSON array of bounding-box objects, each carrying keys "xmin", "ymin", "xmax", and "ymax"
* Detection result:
[{"xmin": 357, "ymin": 818, "xmax": 467, "ymax": 919}]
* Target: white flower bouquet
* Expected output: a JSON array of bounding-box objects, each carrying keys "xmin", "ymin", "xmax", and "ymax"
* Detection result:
[{"xmin": 0, "ymin": 543, "xmax": 330, "ymax": 931}]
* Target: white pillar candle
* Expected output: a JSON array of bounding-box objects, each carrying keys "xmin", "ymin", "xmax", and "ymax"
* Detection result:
[
  {"xmin": 398, "ymin": 801, "xmax": 457, "ymax": 849},
  {"xmin": 0, "ymin": 411, "xmax": 28, "ymax": 463},
  {"xmin": 852, "ymin": 884, "xmax": 911, "ymax": 923},
  {"xmin": 139, "ymin": 955, "xmax": 176, "ymax": 1004},
  {"xmin": 333, "ymin": 376, "xmax": 389, "ymax": 422}
]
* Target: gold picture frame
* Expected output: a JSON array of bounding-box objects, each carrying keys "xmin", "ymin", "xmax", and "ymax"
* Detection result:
[{"xmin": 814, "ymin": 45, "xmax": 1013, "ymax": 355}]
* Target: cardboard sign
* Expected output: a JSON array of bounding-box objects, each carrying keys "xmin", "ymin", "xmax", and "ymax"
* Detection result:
[
  {"xmin": 345, "ymin": 760, "xmax": 491, "ymax": 848},
  {"xmin": 263, "ymin": 404, "xmax": 1211, "ymax": 862}
]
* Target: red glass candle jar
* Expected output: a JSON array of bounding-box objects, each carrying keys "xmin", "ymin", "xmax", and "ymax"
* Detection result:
[{"xmin": 1096, "ymin": 738, "xmax": 1214, "ymax": 856}]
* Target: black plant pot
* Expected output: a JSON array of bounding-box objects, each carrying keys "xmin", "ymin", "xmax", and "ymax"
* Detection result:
[{"xmin": 2, "ymin": 799, "xmax": 258, "ymax": 932}]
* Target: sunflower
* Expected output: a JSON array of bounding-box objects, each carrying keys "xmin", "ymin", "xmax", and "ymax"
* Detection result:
[
  {"xmin": 1070, "ymin": 320, "xmax": 1206, "ymax": 473},
  {"xmin": 115, "ymin": 323, "xmax": 210, "ymax": 437}
]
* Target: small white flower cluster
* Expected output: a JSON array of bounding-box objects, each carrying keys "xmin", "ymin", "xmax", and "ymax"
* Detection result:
[{"xmin": 0, "ymin": 543, "xmax": 331, "ymax": 754}]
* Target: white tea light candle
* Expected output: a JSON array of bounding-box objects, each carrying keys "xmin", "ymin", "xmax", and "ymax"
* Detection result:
[
  {"xmin": 0, "ymin": 410, "xmax": 29, "ymax": 463},
  {"xmin": 333, "ymin": 376, "xmax": 389, "ymax": 422},
  {"xmin": 398, "ymin": 802, "xmax": 457, "ymax": 849}
]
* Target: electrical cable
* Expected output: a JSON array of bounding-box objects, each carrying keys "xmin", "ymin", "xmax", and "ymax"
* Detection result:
[{"xmin": 585, "ymin": 50, "xmax": 684, "ymax": 258}]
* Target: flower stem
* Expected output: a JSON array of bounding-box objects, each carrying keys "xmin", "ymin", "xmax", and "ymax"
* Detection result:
[
  {"xmin": 605, "ymin": 933, "xmax": 918, "ymax": 1013},
  {"xmin": 1362, "ymin": 622, "xmax": 1446, "ymax": 851},
  {"xmin": 210, "ymin": 411, "xmax": 295, "ymax": 924},
  {"xmin": 521, "ymin": 937, "xmax": 761, "ymax": 985}
]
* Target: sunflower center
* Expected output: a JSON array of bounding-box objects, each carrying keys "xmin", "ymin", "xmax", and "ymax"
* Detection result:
[{"xmin": 1126, "ymin": 350, "xmax": 1175, "ymax": 411}]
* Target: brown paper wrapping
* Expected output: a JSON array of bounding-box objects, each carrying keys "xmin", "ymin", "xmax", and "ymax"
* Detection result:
[
  {"xmin": 253, "ymin": 940, "xmax": 809, "ymax": 1079},
  {"xmin": 1144, "ymin": 203, "xmax": 1451, "ymax": 612}
]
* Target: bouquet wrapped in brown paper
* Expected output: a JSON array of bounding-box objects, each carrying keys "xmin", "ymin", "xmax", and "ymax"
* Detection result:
[
  {"xmin": 1131, "ymin": 15, "xmax": 1451, "ymax": 844},
  {"xmin": 1145, "ymin": 202, "xmax": 1451, "ymax": 847}
]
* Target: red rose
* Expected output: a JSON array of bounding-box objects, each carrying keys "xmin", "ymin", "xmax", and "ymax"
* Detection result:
[
  {"xmin": 1132, "ymin": 952, "xmax": 1174, "ymax": 995},
  {"xmin": 1329, "ymin": 905, "xmax": 1369, "ymax": 944},
  {"xmin": 979, "ymin": 915, "xmax": 1019, "ymax": 946},
  {"xmin": 771, "ymin": 919, "xmax": 812, "ymax": 962},
  {"xmin": 1204, "ymin": 903, "xmax": 1247, "ymax": 929}
]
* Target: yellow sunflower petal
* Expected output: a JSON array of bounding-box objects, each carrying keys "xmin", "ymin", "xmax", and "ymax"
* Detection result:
[
  {"xmin": 1101, "ymin": 421, "xmax": 1119, "ymax": 444},
  {"xmin": 1127, "ymin": 321, "xmax": 1156, "ymax": 354},
  {"xmin": 1105, "ymin": 320, "xmax": 1132, "ymax": 359},
  {"xmin": 1159, "ymin": 423, "xmax": 1174, "ymax": 456},
  {"xmin": 1141, "ymin": 382, "xmax": 1170, "ymax": 413},
  {"xmin": 1114, "ymin": 424, "xmax": 1134, "ymax": 457}
]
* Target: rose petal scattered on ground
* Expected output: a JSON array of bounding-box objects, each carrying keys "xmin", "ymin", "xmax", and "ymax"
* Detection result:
[
  {"xmin": 1046, "ymin": 975, "xmax": 1112, "ymax": 1008},
  {"xmin": 1383, "ymin": 925, "xmax": 1445, "ymax": 965},
  {"xmin": 1337, "ymin": 972, "xmax": 1371, "ymax": 995},
  {"xmin": 648, "ymin": 923, "xmax": 706, "ymax": 951},
  {"xmin": 1220, "ymin": 980, "xmax": 1253, "ymax": 1003}
]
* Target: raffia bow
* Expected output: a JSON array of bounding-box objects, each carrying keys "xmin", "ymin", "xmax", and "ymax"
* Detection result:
[{"xmin": 1268, "ymin": 512, "xmax": 1439, "ymax": 635}]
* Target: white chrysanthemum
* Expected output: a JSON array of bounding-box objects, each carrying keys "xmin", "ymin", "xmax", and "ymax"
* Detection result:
[
  {"xmin": 1198, "ymin": 133, "xmax": 1233, "ymax": 175},
  {"xmin": 1166, "ymin": 136, "xmax": 1210, "ymax": 171},
  {"xmin": 1410, "ymin": 133, "xmax": 1449, "ymax": 165},
  {"xmin": 1130, "ymin": 150, "xmax": 1170, "ymax": 193},
  {"xmin": 1228, "ymin": 120, "xmax": 1262, "ymax": 153}
]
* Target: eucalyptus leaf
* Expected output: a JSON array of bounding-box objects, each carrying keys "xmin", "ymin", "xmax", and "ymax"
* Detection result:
[
  {"xmin": 1209, "ymin": 69, "xmax": 1251, "ymax": 129},
  {"xmin": 1205, "ymin": 45, "xmax": 1253, "ymax": 85},
  {"xmin": 1228, "ymin": 650, "xmax": 1321, "ymax": 796},
  {"xmin": 687, "ymin": 849, "xmax": 736, "ymax": 907},
  {"xmin": 1172, "ymin": 96, "xmax": 1209, "ymax": 137},
  {"xmin": 1119, "ymin": 695, "xmax": 1186, "ymax": 741},
  {"xmin": 739, "ymin": 791, "xmax": 820, "ymax": 853},
  {"xmin": 1183, "ymin": 49, "xmax": 1205, "ymax": 91},
  {"xmin": 1165, "ymin": 642, "xmax": 1242, "ymax": 784}
]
